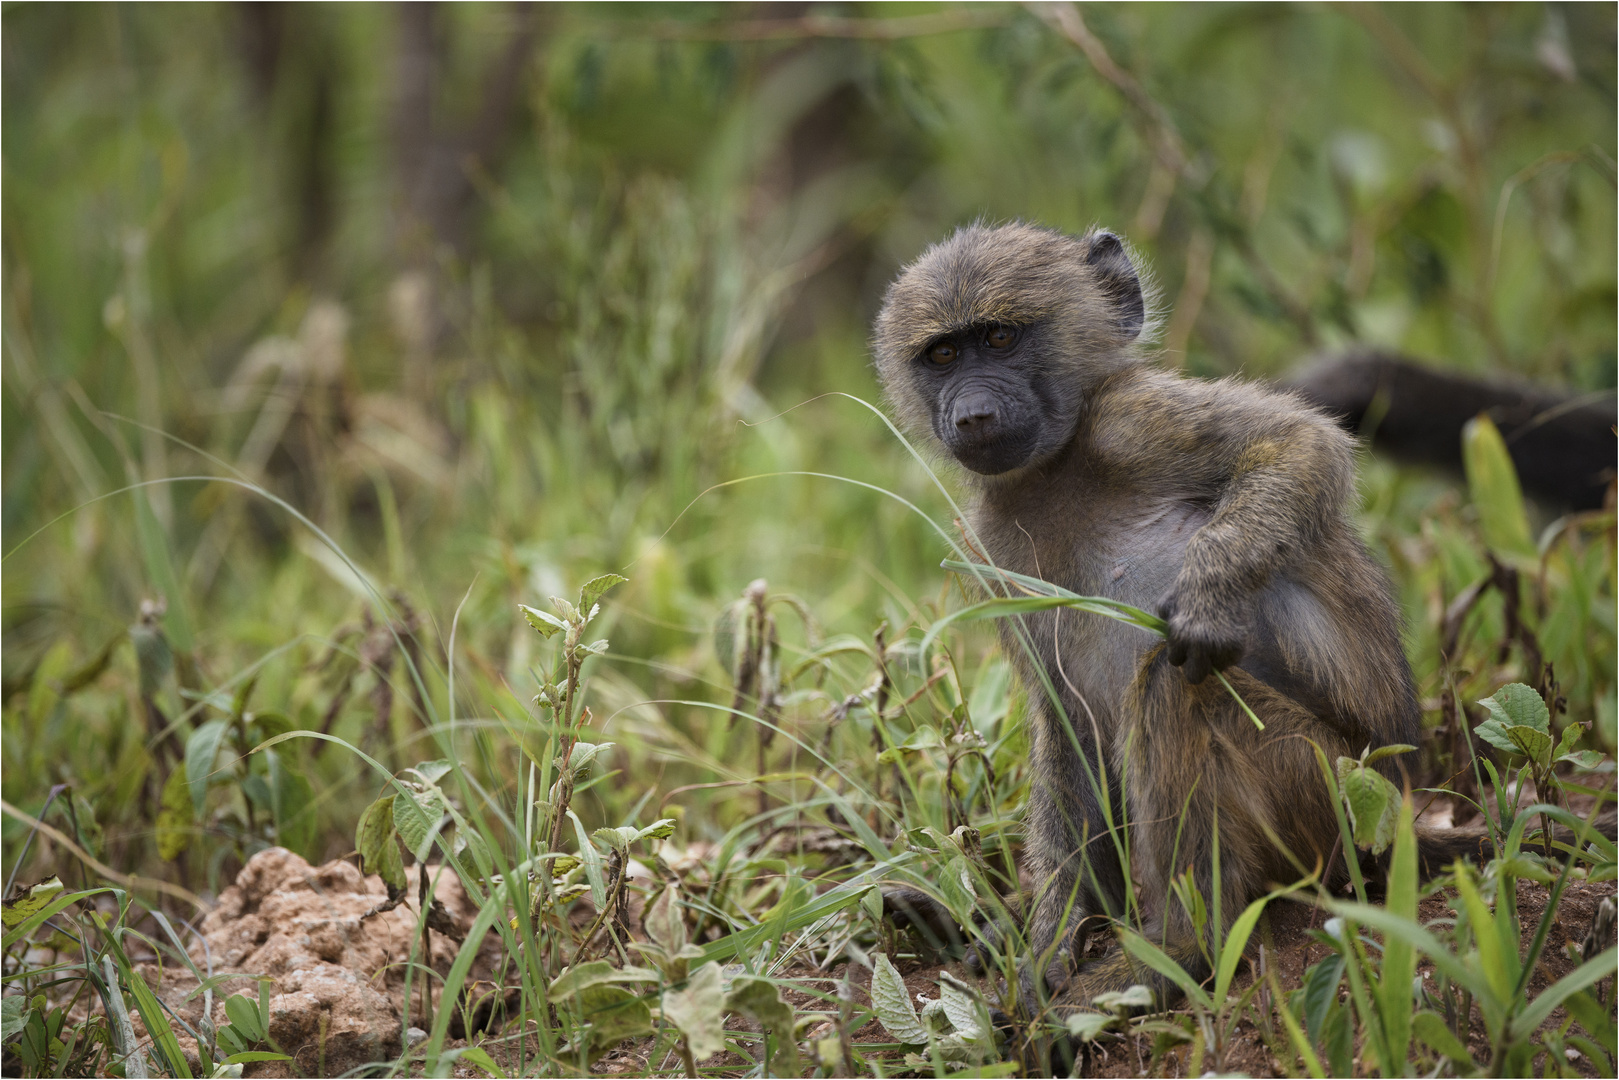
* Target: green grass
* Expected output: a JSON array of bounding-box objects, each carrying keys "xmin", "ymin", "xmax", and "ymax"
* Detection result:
[{"xmin": 3, "ymin": 4, "xmax": 1616, "ymax": 1077}]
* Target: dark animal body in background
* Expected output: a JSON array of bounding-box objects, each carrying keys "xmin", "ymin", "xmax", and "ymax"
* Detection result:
[
  {"xmin": 871, "ymin": 222, "xmax": 1508, "ymax": 1023},
  {"xmin": 1285, "ymin": 350, "xmax": 1617, "ymax": 511}
]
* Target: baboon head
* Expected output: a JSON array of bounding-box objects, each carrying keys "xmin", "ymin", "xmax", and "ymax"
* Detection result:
[{"xmin": 872, "ymin": 222, "xmax": 1150, "ymax": 476}]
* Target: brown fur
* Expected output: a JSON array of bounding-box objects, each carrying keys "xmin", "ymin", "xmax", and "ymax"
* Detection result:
[{"xmin": 873, "ymin": 223, "xmax": 1437, "ymax": 1015}]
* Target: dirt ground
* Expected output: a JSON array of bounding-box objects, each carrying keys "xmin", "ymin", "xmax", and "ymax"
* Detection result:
[{"xmin": 122, "ymin": 849, "xmax": 1615, "ymax": 1077}]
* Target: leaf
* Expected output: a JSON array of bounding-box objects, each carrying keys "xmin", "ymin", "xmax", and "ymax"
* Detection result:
[
  {"xmin": 861, "ymin": 887, "xmax": 884, "ymax": 924},
  {"xmin": 937, "ymin": 972, "xmax": 989, "ymax": 1039},
  {"xmin": 548, "ymin": 961, "xmax": 661, "ymax": 1001},
  {"xmin": 520, "ymin": 604, "xmax": 566, "ymax": 639},
  {"xmin": 0, "ymin": 877, "xmax": 63, "ymax": 930},
  {"xmin": 1336, "ymin": 757, "xmax": 1401, "ymax": 854},
  {"xmin": 563, "ymin": 741, "xmax": 614, "ymax": 777},
  {"xmin": 1478, "ymin": 682, "xmax": 1551, "ymax": 741},
  {"xmin": 645, "ymin": 886, "xmax": 687, "ymax": 955},
  {"xmin": 224, "ymin": 994, "xmax": 265, "ymax": 1044},
  {"xmin": 450, "ymin": 1045, "xmax": 507, "ymax": 1078},
  {"xmin": 223, "ymin": 1052, "xmax": 295, "ymax": 1065},
  {"xmin": 593, "ymin": 826, "xmax": 641, "ymax": 852},
  {"xmin": 579, "ymin": 574, "xmax": 628, "ymax": 611},
  {"xmin": 713, "ymin": 602, "xmax": 744, "ymax": 677},
  {"xmin": 725, "ymin": 976, "xmax": 800, "ymax": 1076},
  {"xmin": 393, "ymin": 786, "xmax": 448, "ymax": 862},
  {"xmin": 638, "ymin": 817, "xmax": 677, "ymax": 842},
  {"xmin": 1362, "ymin": 743, "xmax": 1418, "ymax": 766},
  {"xmin": 1462, "ymin": 414, "xmax": 1535, "ymax": 557},
  {"xmin": 356, "ymin": 795, "xmax": 406, "ymax": 893},
  {"xmin": 568, "ymin": 985, "xmax": 654, "ymax": 1062},
  {"xmin": 869, "ymin": 952, "xmax": 929, "ymax": 1045},
  {"xmin": 1504, "ymin": 724, "xmax": 1553, "ymax": 766},
  {"xmin": 267, "ymin": 751, "xmax": 316, "ymax": 857},
  {"xmin": 662, "ymin": 961, "xmax": 727, "ymax": 1060},
  {"xmin": 1301, "ymin": 955, "xmax": 1346, "ymax": 1044},
  {"xmin": 156, "ymin": 764, "xmax": 193, "ymax": 860},
  {"xmin": 1117, "ymin": 928, "xmax": 1213, "ymax": 1011},
  {"xmin": 1066, "ymin": 1011, "xmax": 1115, "ymax": 1041},
  {"xmin": 0, "ymin": 996, "xmax": 23, "ymax": 1042},
  {"xmin": 184, "ymin": 718, "xmax": 231, "ymax": 817},
  {"xmin": 1411, "ymin": 1011, "xmax": 1471, "ymax": 1065},
  {"xmin": 570, "ymin": 811, "xmax": 606, "ymax": 908},
  {"xmin": 410, "ymin": 759, "xmax": 454, "ymax": 785},
  {"xmin": 123, "ymin": 961, "xmax": 193, "ymax": 1077}
]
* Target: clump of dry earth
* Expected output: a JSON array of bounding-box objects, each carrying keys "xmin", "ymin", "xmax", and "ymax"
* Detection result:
[{"xmin": 154, "ymin": 848, "xmax": 500, "ymax": 1077}]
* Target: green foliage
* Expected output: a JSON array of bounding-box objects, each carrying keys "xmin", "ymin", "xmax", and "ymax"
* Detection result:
[{"xmin": 2, "ymin": 4, "xmax": 1615, "ymax": 1078}]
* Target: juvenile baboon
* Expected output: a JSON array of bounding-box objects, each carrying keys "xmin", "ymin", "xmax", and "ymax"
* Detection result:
[{"xmin": 872, "ymin": 222, "xmax": 1483, "ymax": 1016}]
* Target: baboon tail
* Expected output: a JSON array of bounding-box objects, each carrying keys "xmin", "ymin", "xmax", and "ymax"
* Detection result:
[{"xmin": 1414, "ymin": 808, "xmax": 1616, "ymax": 879}]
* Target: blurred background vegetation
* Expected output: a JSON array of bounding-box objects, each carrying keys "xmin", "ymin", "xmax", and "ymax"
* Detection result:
[{"xmin": 3, "ymin": 2, "xmax": 1614, "ymax": 891}]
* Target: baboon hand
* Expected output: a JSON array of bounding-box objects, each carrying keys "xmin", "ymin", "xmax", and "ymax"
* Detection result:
[{"xmin": 1157, "ymin": 590, "xmax": 1246, "ymax": 685}]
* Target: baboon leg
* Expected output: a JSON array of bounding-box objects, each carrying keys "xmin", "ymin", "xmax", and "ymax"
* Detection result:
[
  {"xmin": 1024, "ymin": 700, "xmax": 1131, "ymax": 959},
  {"xmin": 1059, "ymin": 649, "xmax": 1348, "ymax": 1011}
]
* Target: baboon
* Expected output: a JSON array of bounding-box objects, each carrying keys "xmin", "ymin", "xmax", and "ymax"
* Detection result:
[{"xmin": 872, "ymin": 222, "xmax": 1485, "ymax": 1018}]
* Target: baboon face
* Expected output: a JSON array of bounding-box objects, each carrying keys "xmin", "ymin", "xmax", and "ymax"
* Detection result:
[
  {"xmin": 909, "ymin": 321, "xmax": 1061, "ymax": 475},
  {"xmin": 873, "ymin": 222, "xmax": 1147, "ymax": 476}
]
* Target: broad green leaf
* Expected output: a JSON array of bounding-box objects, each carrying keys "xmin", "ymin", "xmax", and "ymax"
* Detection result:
[
  {"xmin": 662, "ymin": 961, "xmax": 726, "ymax": 1060},
  {"xmin": 267, "ymin": 751, "xmax": 316, "ymax": 857},
  {"xmin": 644, "ymin": 886, "xmax": 687, "ymax": 955},
  {"xmin": 1504, "ymin": 724, "xmax": 1553, "ymax": 766},
  {"xmin": 0, "ymin": 877, "xmax": 62, "ymax": 930},
  {"xmin": 156, "ymin": 764, "xmax": 192, "ymax": 860},
  {"xmin": 548, "ymin": 961, "xmax": 660, "ymax": 1002},
  {"xmin": 393, "ymin": 786, "xmax": 448, "ymax": 862},
  {"xmin": 410, "ymin": 759, "xmax": 454, "ymax": 785},
  {"xmin": 224, "ymin": 993, "xmax": 265, "ymax": 1044},
  {"xmin": 563, "ymin": 741, "xmax": 613, "ymax": 777},
  {"xmin": 937, "ymin": 972, "xmax": 989, "ymax": 1039},
  {"xmin": 2, "ymin": 885, "xmax": 112, "ymax": 951},
  {"xmin": 638, "ymin": 817, "xmax": 677, "ymax": 842},
  {"xmin": 1300, "ymin": 955, "xmax": 1345, "ymax": 1043},
  {"xmin": 1090, "ymin": 985, "xmax": 1154, "ymax": 1013},
  {"xmin": 570, "ymin": 985, "xmax": 653, "ymax": 1061},
  {"xmin": 185, "ymin": 718, "xmax": 231, "ymax": 817},
  {"xmin": 520, "ymin": 604, "xmax": 566, "ymax": 638},
  {"xmin": 1411, "ymin": 1011, "xmax": 1471, "ymax": 1065},
  {"xmin": 1363, "ymin": 743, "xmax": 1418, "ymax": 766},
  {"xmin": 1336, "ymin": 758, "xmax": 1401, "ymax": 854},
  {"xmin": 1462, "ymin": 414, "xmax": 1534, "ymax": 557},
  {"xmin": 593, "ymin": 826, "xmax": 641, "ymax": 852},
  {"xmin": 1066, "ymin": 1011, "xmax": 1114, "ymax": 1041},
  {"xmin": 579, "ymin": 573, "xmax": 628, "ymax": 611},
  {"xmin": 725, "ymin": 976, "xmax": 800, "ymax": 1076},
  {"xmin": 1478, "ymin": 683, "xmax": 1550, "ymax": 734},
  {"xmin": 356, "ymin": 795, "xmax": 406, "ymax": 893},
  {"xmin": 0, "ymin": 996, "xmax": 23, "ymax": 1042},
  {"xmin": 869, "ymin": 952, "xmax": 929, "ymax": 1044}
]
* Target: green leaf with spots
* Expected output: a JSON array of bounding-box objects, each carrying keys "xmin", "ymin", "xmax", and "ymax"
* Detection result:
[
  {"xmin": 662, "ymin": 961, "xmax": 726, "ymax": 1061},
  {"xmin": 356, "ymin": 795, "xmax": 405, "ymax": 893}
]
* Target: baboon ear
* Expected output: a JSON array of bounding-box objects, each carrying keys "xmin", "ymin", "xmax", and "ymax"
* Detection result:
[{"xmin": 1085, "ymin": 231, "xmax": 1145, "ymax": 340}]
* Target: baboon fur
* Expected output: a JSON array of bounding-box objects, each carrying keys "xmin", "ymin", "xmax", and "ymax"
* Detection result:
[{"xmin": 872, "ymin": 222, "xmax": 1486, "ymax": 1017}]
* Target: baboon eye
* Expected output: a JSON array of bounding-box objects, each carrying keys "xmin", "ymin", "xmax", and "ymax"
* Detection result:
[
  {"xmin": 927, "ymin": 341, "xmax": 957, "ymax": 365},
  {"xmin": 985, "ymin": 326, "xmax": 1018, "ymax": 349}
]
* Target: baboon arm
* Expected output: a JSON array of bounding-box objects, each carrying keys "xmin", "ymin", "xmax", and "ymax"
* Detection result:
[{"xmin": 1093, "ymin": 373, "xmax": 1356, "ymax": 636}]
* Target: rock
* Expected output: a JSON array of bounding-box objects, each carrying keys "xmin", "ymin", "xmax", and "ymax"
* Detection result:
[{"xmin": 162, "ymin": 847, "xmax": 500, "ymax": 1077}]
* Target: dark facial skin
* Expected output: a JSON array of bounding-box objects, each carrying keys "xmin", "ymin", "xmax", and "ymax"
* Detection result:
[{"xmin": 921, "ymin": 323, "xmax": 1062, "ymax": 475}]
